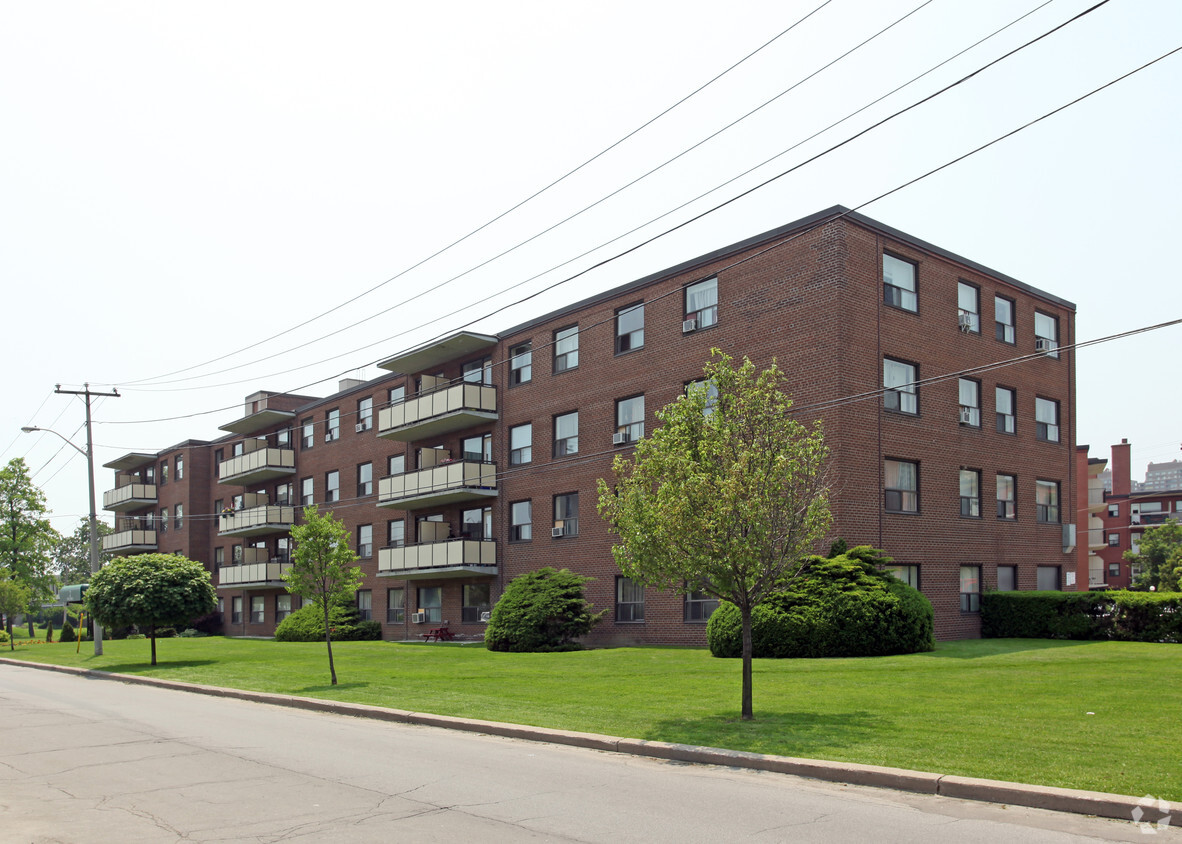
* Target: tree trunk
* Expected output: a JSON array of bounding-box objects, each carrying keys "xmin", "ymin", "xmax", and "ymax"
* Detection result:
[
  {"xmin": 27, "ymin": 615, "xmax": 34, "ymax": 638},
  {"xmin": 150, "ymin": 624, "xmax": 157, "ymax": 665},
  {"xmin": 6, "ymin": 617, "xmax": 12, "ymax": 651},
  {"xmin": 45, "ymin": 619, "xmax": 53, "ymax": 643},
  {"xmin": 324, "ymin": 603, "xmax": 337, "ymax": 685},
  {"xmin": 741, "ymin": 605, "xmax": 754, "ymax": 721}
]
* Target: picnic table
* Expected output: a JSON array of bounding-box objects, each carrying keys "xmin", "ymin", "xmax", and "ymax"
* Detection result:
[{"xmin": 422, "ymin": 625, "xmax": 454, "ymax": 642}]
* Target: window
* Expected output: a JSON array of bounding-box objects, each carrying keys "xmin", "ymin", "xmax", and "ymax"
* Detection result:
[
  {"xmin": 883, "ymin": 253, "xmax": 917, "ymax": 312},
  {"xmin": 960, "ymin": 566, "xmax": 981, "ymax": 612},
  {"xmin": 325, "ymin": 470, "xmax": 339, "ymax": 503},
  {"xmin": 554, "ymin": 325, "xmax": 579, "ymax": 373},
  {"xmin": 231, "ymin": 596, "xmax": 243, "ymax": 624},
  {"xmin": 1036, "ymin": 480, "xmax": 1060, "ymax": 523},
  {"xmin": 997, "ymin": 474, "xmax": 1017, "ymax": 520},
  {"xmin": 1108, "ymin": 503, "xmax": 1119, "ymax": 518},
  {"xmin": 417, "ymin": 587, "xmax": 442, "ymax": 624},
  {"xmin": 686, "ymin": 379, "xmax": 719, "ymax": 416},
  {"xmin": 357, "ymin": 462, "xmax": 373, "ymax": 497},
  {"xmin": 616, "ymin": 576, "xmax": 645, "ymax": 622},
  {"xmin": 387, "ymin": 519, "xmax": 405, "ymax": 548},
  {"xmin": 997, "ymin": 565, "xmax": 1017, "ymax": 592},
  {"xmin": 175, "ymin": 455, "xmax": 184, "ymax": 480},
  {"xmin": 462, "ymin": 357, "xmax": 492, "ymax": 384},
  {"xmin": 616, "ymin": 395, "xmax": 645, "ymax": 442},
  {"xmin": 884, "ymin": 459, "xmax": 919, "ymax": 513},
  {"xmin": 684, "ymin": 277, "xmax": 718, "ymax": 328},
  {"xmin": 959, "ymin": 470, "xmax": 980, "ymax": 518},
  {"xmin": 388, "ymin": 454, "xmax": 405, "ymax": 476},
  {"xmin": 160, "ymin": 461, "xmax": 169, "ymax": 485},
  {"xmin": 174, "ymin": 503, "xmax": 183, "ymax": 530},
  {"xmin": 214, "ymin": 498, "xmax": 224, "ymax": 517},
  {"xmin": 883, "ymin": 358, "xmax": 918, "ymax": 414},
  {"xmin": 232, "ymin": 441, "xmax": 245, "ymax": 457},
  {"xmin": 275, "ymin": 483, "xmax": 292, "ymax": 506},
  {"xmin": 301, "ymin": 477, "xmax": 314, "ymax": 506},
  {"xmin": 214, "ymin": 547, "xmax": 224, "ymax": 567},
  {"xmin": 684, "ymin": 590, "xmax": 719, "ymax": 623},
  {"xmin": 461, "ymin": 506, "xmax": 492, "ymax": 540},
  {"xmin": 276, "ymin": 595, "xmax": 292, "ymax": 623},
  {"xmin": 554, "ymin": 492, "xmax": 578, "ymax": 538},
  {"xmin": 232, "ymin": 494, "xmax": 244, "ymax": 511},
  {"xmin": 212, "ymin": 450, "xmax": 222, "ymax": 468},
  {"xmin": 615, "ymin": 303, "xmax": 644, "ymax": 353},
  {"xmin": 388, "ymin": 385, "xmax": 405, "ymax": 405},
  {"xmin": 276, "ymin": 536, "xmax": 289, "ymax": 563},
  {"xmin": 509, "ymin": 342, "xmax": 532, "ymax": 385},
  {"xmin": 356, "ymin": 590, "xmax": 372, "ymax": 621},
  {"xmin": 358, "ymin": 524, "xmax": 373, "ymax": 558},
  {"xmin": 160, "ymin": 507, "xmax": 168, "ymax": 533},
  {"xmin": 995, "ymin": 387, "xmax": 1016, "ymax": 434},
  {"xmin": 357, "ymin": 397, "xmax": 373, "ymax": 431},
  {"xmin": 957, "ymin": 281, "xmax": 979, "ymax": 332},
  {"xmin": 1035, "ymin": 397, "xmax": 1060, "ymax": 442},
  {"xmin": 1034, "ymin": 311, "xmax": 1059, "ymax": 357},
  {"xmin": 277, "ymin": 428, "xmax": 291, "ymax": 448},
  {"xmin": 958, "ymin": 379, "xmax": 980, "ymax": 427},
  {"xmin": 995, "ymin": 295, "xmax": 1016, "ymax": 343},
  {"xmin": 886, "ymin": 565, "xmax": 920, "ymax": 588},
  {"xmin": 1108, "ymin": 563, "xmax": 1121, "ymax": 579},
  {"xmin": 463, "ymin": 584, "xmax": 491, "ymax": 623},
  {"xmin": 1107, "ymin": 532, "xmax": 1120, "ymax": 547},
  {"xmin": 509, "ymin": 423, "xmax": 532, "ymax": 465},
  {"xmin": 301, "ymin": 418, "xmax": 314, "ymax": 449},
  {"xmin": 1036, "ymin": 565, "xmax": 1060, "ymax": 591},
  {"xmin": 325, "ymin": 409, "xmax": 340, "ymax": 442},
  {"xmin": 387, "ymin": 588, "xmax": 405, "ymax": 623},
  {"xmin": 510, "ymin": 500, "xmax": 532, "ymax": 542},
  {"xmin": 553, "ymin": 411, "xmax": 578, "ymax": 457},
  {"xmin": 250, "ymin": 596, "xmax": 265, "ymax": 624},
  {"xmin": 462, "ymin": 433, "xmax": 491, "ymax": 462}
]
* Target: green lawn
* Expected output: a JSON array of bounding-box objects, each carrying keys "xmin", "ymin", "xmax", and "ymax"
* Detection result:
[{"xmin": 3, "ymin": 636, "xmax": 1178, "ymax": 801}]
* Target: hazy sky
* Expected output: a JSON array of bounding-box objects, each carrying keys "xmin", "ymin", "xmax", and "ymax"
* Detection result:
[{"xmin": 2, "ymin": 0, "xmax": 1179, "ymax": 527}]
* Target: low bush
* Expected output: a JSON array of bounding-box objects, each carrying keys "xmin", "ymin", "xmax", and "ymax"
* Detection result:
[
  {"xmin": 274, "ymin": 599, "xmax": 381, "ymax": 642},
  {"xmin": 485, "ymin": 567, "xmax": 605, "ymax": 652},
  {"xmin": 154, "ymin": 627, "xmax": 178, "ymax": 638},
  {"xmin": 981, "ymin": 590, "xmax": 1182, "ymax": 642},
  {"xmin": 58, "ymin": 622, "xmax": 91, "ymax": 643},
  {"xmin": 177, "ymin": 628, "xmax": 208, "ymax": 638},
  {"xmin": 707, "ymin": 546, "xmax": 934, "ymax": 659},
  {"xmin": 0, "ymin": 629, "xmax": 9, "ymax": 644}
]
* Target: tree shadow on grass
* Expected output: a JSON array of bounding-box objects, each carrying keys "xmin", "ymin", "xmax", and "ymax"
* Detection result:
[
  {"xmin": 295, "ymin": 682, "xmax": 369, "ymax": 694},
  {"xmin": 648, "ymin": 709, "xmax": 882, "ymax": 758},
  {"xmin": 90, "ymin": 659, "xmax": 219, "ymax": 674},
  {"xmin": 918, "ymin": 639, "xmax": 1095, "ymax": 660}
]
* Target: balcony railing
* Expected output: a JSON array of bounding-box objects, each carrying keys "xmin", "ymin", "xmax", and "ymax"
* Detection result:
[
  {"xmin": 217, "ymin": 559, "xmax": 292, "ymax": 588},
  {"xmin": 103, "ymin": 482, "xmax": 158, "ymax": 512},
  {"xmin": 378, "ymin": 460, "xmax": 497, "ymax": 509},
  {"xmin": 219, "ymin": 446, "xmax": 296, "ymax": 486},
  {"xmin": 378, "ymin": 538, "xmax": 496, "ymax": 580},
  {"xmin": 377, "ymin": 382, "xmax": 497, "ymax": 442},
  {"xmin": 219, "ymin": 504, "xmax": 296, "ymax": 537},
  {"xmin": 102, "ymin": 529, "xmax": 158, "ymax": 553}
]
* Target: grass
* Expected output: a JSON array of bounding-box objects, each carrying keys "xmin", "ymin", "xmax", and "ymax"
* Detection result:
[{"xmin": 3, "ymin": 635, "xmax": 1179, "ymax": 801}]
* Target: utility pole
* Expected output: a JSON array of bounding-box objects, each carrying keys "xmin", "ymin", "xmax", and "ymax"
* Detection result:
[{"xmin": 54, "ymin": 383, "xmax": 119, "ymax": 656}]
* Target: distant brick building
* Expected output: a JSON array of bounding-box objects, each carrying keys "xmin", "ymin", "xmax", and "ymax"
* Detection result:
[{"xmin": 103, "ymin": 207, "xmax": 1077, "ymax": 642}]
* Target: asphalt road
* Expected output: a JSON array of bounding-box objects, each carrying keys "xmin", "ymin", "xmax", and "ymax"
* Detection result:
[{"xmin": 0, "ymin": 664, "xmax": 1172, "ymax": 843}]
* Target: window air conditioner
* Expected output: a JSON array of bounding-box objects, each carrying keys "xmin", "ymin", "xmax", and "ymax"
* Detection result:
[
  {"xmin": 1035, "ymin": 338, "xmax": 1056, "ymax": 353},
  {"xmin": 479, "ymin": 611, "xmax": 491, "ymax": 623},
  {"xmin": 325, "ymin": 432, "xmax": 336, "ymax": 443},
  {"xmin": 682, "ymin": 317, "xmax": 698, "ymax": 333},
  {"xmin": 612, "ymin": 431, "xmax": 628, "ymax": 446},
  {"xmin": 552, "ymin": 526, "xmax": 564, "ymax": 538},
  {"xmin": 958, "ymin": 312, "xmax": 974, "ymax": 331},
  {"xmin": 355, "ymin": 423, "xmax": 366, "ymax": 433},
  {"xmin": 411, "ymin": 611, "xmax": 426, "ymax": 624},
  {"xmin": 958, "ymin": 407, "xmax": 975, "ymax": 425}
]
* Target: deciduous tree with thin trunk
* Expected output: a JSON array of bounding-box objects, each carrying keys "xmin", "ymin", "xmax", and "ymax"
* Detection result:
[
  {"xmin": 598, "ymin": 351, "xmax": 831, "ymax": 721},
  {"xmin": 0, "ymin": 458, "xmax": 58, "ymax": 639},
  {"xmin": 0, "ymin": 578, "xmax": 32, "ymax": 651},
  {"xmin": 283, "ymin": 506, "xmax": 363, "ymax": 686}
]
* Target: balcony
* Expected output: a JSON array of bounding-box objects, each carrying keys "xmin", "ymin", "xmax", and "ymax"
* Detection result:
[
  {"xmin": 102, "ymin": 529, "xmax": 158, "ymax": 553},
  {"xmin": 219, "ymin": 442, "xmax": 296, "ymax": 486},
  {"xmin": 377, "ymin": 380, "xmax": 497, "ymax": 442},
  {"xmin": 218, "ymin": 552, "xmax": 292, "ymax": 589},
  {"xmin": 377, "ymin": 538, "xmax": 496, "ymax": 580},
  {"xmin": 219, "ymin": 504, "xmax": 296, "ymax": 538},
  {"xmin": 103, "ymin": 475, "xmax": 157, "ymax": 512},
  {"xmin": 378, "ymin": 458, "xmax": 497, "ymax": 510}
]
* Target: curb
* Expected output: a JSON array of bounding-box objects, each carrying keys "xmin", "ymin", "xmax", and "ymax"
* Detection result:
[{"xmin": 0, "ymin": 658, "xmax": 1152, "ymax": 823}]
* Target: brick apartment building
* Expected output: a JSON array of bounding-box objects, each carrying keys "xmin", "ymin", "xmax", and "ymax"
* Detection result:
[
  {"xmin": 101, "ymin": 206, "xmax": 1077, "ymax": 642},
  {"xmin": 1076, "ymin": 439, "xmax": 1182, "ymax": 589}
]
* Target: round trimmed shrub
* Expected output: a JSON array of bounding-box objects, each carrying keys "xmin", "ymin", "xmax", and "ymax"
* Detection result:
[
  {"xmin": 485, "ymin": 567, "xmax": 604, "ymax": 652},
  {"xmin": 274, "ymin": 597, "xmax": 381, "ymax": 642},
  {"xmin": 707, "ymin": 546, "xmax": 934, "ymax": 658}
]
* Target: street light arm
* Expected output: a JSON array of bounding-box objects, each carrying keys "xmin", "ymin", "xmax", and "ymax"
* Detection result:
[{"xmin": 20, "ymin": 426, "xmax": 88, "ymax": 458}]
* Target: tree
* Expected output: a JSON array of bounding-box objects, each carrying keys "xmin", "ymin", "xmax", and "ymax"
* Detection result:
[
  {"xmin": 85, "ymin": 553, "xmax": 216, "ymax": 665},
  {"xmin": 53, "ymin": 517, "xmax": 114, "ymax": 586},
  {"xmin": 283, "ymin": 506, "xmax": 363, "ymax": 685},
  {"xmin": 0, "ymin": 458, "xmax": 59, "ymax": 638},
  {"xmin": 1125, "ymin": 519, "xmax": 1182, "ymax": 592},
  {"xmin": 0, "ymin": 577, "xmax": 32, "ymax": 652},
  {"xmin": 598, "ymin": 351, "xmax": 831, "ymax": 720}
]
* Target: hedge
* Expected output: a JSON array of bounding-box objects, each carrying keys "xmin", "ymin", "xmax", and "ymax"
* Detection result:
[
  {"xmin": 274, "ymin": 600, "xmax": 381, "ymax": 642},
  {"xmin": 980, "ymin": 590, "xmax": 1182, "ymax": 642}
]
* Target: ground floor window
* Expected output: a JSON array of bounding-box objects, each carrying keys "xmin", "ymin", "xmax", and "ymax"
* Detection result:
[
  {"xmin": 684, "ymin": 590, "xmax": 718, "ymax": 623},
  {"xmin": 1037, "ymin": 565, "xmax": 1060, "ymax": 591},
  {"xmin": 1108, "ymin": 563, "xmax": 1121, "ymax": 579},
  {"xmin": 616, "ymin": 576, "xmax": 645, "ymax": 623},
  {"xmin": 959, "ymin": 566, "xmax": 981, "ymax": 612},
  {"xmin": 997, "ymin": 565, "xmax": 1017, "ymax": 592},
  {"xmin": 462, "ymin": 583, "xmax": 492, "ymax": 623},
  {"xmin": 231, "ymin": 596, "xmax": 243, "ymax": 624},
  {"xmin": 885, "ymin": 565, "xmax": 920, "ymax": 589},
  {"xmin": 418, "ymin": 586, "xmax": 442, "ymax": 624},
  {"xmin": 250, "ymin": 595, "xmax": 265, "ymax": 624},
  {"xmin": 387, "ymin": 588, "xmax": 405, "ymax": 624},
  {"xmin": 276, "ymin": 594, "xmax": 292, "ymax": 622},
  {"xmin": 356, "ymin": 589, "xmax": 372, "ymax": 621}
]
